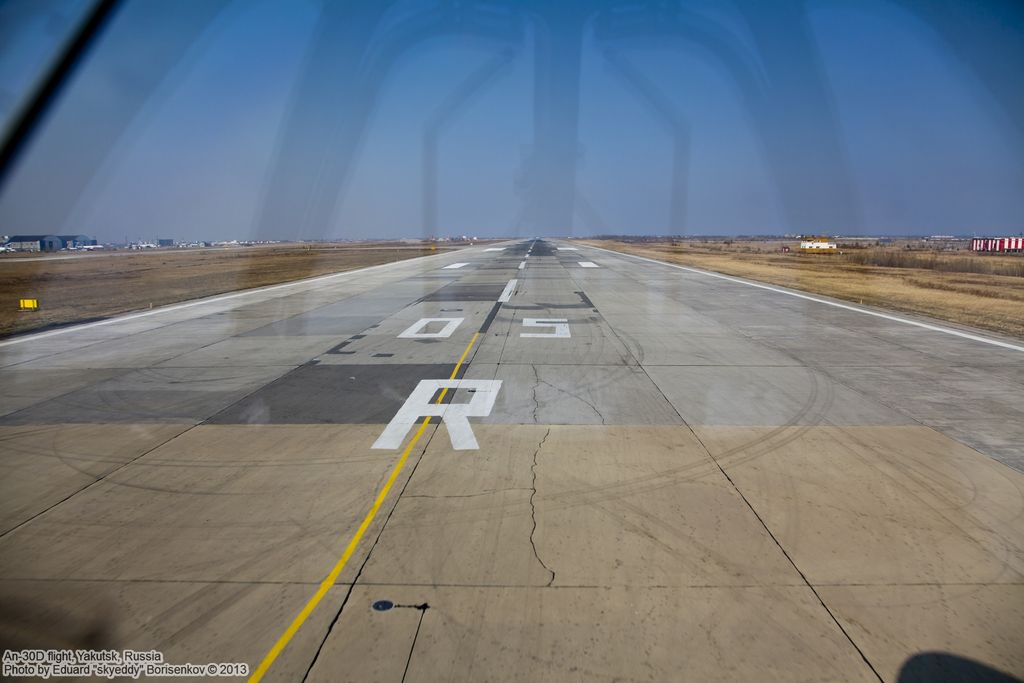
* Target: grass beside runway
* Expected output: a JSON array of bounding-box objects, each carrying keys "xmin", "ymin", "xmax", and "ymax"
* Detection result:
[{"xmin": 0, "ymin": 242, "xmax": 485, "ymax": 338}]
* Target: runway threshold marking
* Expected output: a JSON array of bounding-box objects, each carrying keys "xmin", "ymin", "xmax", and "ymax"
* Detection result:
[{"xmin": 248, "ymin": 332, "xmax": 481, "ymax": 683}]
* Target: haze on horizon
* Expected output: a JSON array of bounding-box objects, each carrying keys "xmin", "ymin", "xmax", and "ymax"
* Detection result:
[{"xmin": 0, "ymin": 0, "xmax": 1021, "ymax": 244}]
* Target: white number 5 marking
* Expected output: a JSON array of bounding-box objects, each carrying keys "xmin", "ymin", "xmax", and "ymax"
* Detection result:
[{"xmin": 520, "ymin": 318, "xmax": 570, "ymax": 338}]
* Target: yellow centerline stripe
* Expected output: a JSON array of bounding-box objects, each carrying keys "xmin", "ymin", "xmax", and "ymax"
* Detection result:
[{"xmin": 249, "ymin": 331, "xmax": 481, "ymax": 682}]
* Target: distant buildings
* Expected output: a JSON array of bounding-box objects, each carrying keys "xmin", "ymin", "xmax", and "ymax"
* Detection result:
[
  {"xmin": 0, "ymin": 235, "xmax": 294, "ymax": 252},
  {"xmin": 3, "ymin": 234, "xmax": 96, "ymax": 252}
]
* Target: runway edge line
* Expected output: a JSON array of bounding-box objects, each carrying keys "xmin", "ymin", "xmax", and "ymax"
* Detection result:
[{"xmin": 579, "ymin": 242, "xmax": 1024, "ymax": 353}]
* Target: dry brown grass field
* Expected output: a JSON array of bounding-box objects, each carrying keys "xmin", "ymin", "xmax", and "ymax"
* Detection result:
[
  {"xmin": 0, "ymin": 242, "xmax": 467, "ymax": 338},
  {"xmin": 581, "ymin": 238, "xmax": 1024, "ymax": 339}
]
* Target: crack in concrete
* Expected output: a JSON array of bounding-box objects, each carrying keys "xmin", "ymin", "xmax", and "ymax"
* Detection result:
[
  {"xmin": 405, "ymin": 488, "xmax": 531, "ymax": 500},
  {"xmin": 531, "ymin": 364, "xmax": 541, "ymax": 422},
  {"xmin": 538, "ymin": 377, "xmax": 607, "ymax": 424},
  {"xmin": 529, "ymin": 427, "xmax": 555, "ymax": 587}
]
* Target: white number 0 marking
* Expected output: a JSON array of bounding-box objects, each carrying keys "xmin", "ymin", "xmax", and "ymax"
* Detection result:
[{"xmin": 398, "ymin": 317, "xmax": 464, "ymax": 339}]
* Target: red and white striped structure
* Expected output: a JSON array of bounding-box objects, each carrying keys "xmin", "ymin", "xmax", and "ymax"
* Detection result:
[{"xmin": 971, "ymin": 237, "xmax": 1024, "ymax": 253}]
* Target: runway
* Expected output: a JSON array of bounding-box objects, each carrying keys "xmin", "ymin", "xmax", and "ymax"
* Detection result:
[{"xmin": 0, "ymin": 239, "xmax": 1021, "ymax": 681}]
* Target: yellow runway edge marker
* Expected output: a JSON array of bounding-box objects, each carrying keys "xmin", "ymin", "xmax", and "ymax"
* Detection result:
[{"xmin": 249, "ymin": 332, "xmax": 480, "ymax": 682}]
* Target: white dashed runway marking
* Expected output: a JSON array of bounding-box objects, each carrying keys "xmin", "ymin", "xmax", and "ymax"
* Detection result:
[{"xmin": 498, "ymin": 279, "xmax": 518, "ymax": 303}]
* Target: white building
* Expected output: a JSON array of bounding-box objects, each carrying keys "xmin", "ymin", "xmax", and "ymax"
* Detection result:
[{"xmin": 799, "ymin": 237, "xmax": 837, "ymax": 253}]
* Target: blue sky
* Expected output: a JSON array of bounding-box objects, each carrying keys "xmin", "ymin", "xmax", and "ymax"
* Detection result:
[{"xmin": 0, "ymin": 0, "xmax": 1021, "ymax": 242}]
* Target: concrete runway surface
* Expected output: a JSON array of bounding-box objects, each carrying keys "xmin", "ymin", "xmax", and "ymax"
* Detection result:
[{"xmin": 0, "ymin": 240, "xmax": 1022, "ymax": 682}]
